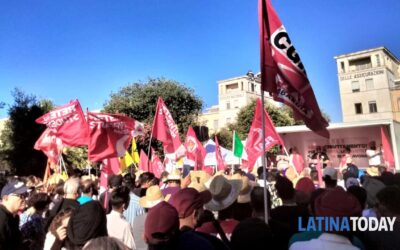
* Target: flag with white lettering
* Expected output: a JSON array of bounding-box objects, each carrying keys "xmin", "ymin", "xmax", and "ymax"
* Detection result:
[
  {"xmin": 151, "ymin": 97, "xmax": 185, "ymax": 159},
  {"xmin": 245, "ymin": 98, "xmax": 282, "ymax": 171},
  {"xmin": 185, "ymin": 126, "xmax": 206, "ymax": 170},
  {"xmin": 259, "ymin": 0, "xmax": 329, "ymax": 138},
  {"xmin": 150, "ymin": 148, "xmax": 164, "ymax": 178},
  {"xmin": 87, "ymin": 112, "xmax": 135, "ymax": 162},
  {"xmin": 36, "ymin": 100, "xmax": 89, "ymax": 146},
  {"xmin": 34, "ymin": 128, "xmax": 64, "ymax": 164}
]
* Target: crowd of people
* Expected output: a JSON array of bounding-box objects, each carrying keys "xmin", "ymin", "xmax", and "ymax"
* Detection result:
[{"xmin": 0, "ymin": 160, "xmax": 400, "ymax": 250}]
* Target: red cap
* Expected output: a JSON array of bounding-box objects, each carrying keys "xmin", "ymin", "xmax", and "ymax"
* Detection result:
[
  {"xmin": 144, "ymin": 201, "xmax": 179, "ymax": 244},
  {"xmin": 170, "ymin": 188, "xmax": 212, "ymax": 218},
  {"xmin": 315, "ymin": 187, "xmax": 361, "ymax": 217},
  {"xmin": 295, "ymin": 177, "xmax": 315, "ymax": 194}
]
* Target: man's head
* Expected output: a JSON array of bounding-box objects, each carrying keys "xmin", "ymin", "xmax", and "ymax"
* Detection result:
[
  {"xmin": 107, "ymin": 175, "xmax": 123, "ymax": 190},
  {"xmin": 375, "ymin": 186, "xmax": 400, "ymax": 219},
  {"xmin": 80, "ymin": 180, "xmax": 98, "ymax": 197},
  {"xmin": 275, "ymin": 175, "xmax": 295, "ymax": 201},
  {"xmin": 64, "ymin": 178, "xmax": 80, "ymax": 199},
  {"xmin": 110, "ymin": 186, "xmax": 130, "ymax": 211},
  {"xmin": 323, "ymin": 167, "xmax": 338, "ymax": 188},
  {"xmin": 138, "ymin": 172, "xmax": 156, "ymax": 188},
  {"xmin": 1, "ymin": 180, "xmax": 28, "ymax": 214}
]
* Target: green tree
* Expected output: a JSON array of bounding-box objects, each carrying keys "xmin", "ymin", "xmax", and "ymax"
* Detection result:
[
  {"xmin": 211, "ymin": 128, "xmax": 233, "ymax": 150},
  {"xmin": 0, "ymin": 89, "xmax": 53, "ymax": 176},
  {"xmin": 103, "ymin": 77, "xmax": 203, "ymax": 154}
]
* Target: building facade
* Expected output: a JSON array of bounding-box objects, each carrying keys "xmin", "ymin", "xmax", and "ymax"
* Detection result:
[
  {"xmin": 335, "ymin": 47, "xmax": 400, "ymax": 122},
  {"xmin": 198, "ymin": 73, "xmax": 276, "ymax": 134}
]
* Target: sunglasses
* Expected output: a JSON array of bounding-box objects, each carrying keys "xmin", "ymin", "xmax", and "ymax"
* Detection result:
[{"xmin": 10, "ymin": 193, "xmax": 28, "ymax": 199}]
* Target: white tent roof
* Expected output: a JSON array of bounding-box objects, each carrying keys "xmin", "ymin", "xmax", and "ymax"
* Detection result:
[{"xmin": 203, "ymin": 139, "xmax": 247, "ymax": 166}]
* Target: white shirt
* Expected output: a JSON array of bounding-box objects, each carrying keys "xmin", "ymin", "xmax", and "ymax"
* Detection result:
[
  {"xmin": 290, "ymin": 233, "xmax": 359, "ymax": 250},
  {"xmin": 366, "ymin": 149, "xmax": 381, "ymax": 166},
  {"xmin": 107, "ymin": 210, "xmax": 136, "ymax": 249}
]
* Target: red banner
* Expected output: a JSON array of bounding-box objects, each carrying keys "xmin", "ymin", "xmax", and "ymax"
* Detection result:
[
  {"xmin": 151, "ymin": 97, "xmax": 185, "ymax": 159},
  {"xmin": 245, "ymin": 98, "xmax": 281, "ymax": 171},
  {"xmin": 139, "ymin": 149, "xmax": 149, "ymax": 172},
  {"xmin": 87, "ymin": 112, "xmax": 135, "ymax": 162},
  {"xmin": 185, "ymin": 126, "xmax": 206, "ymax": 170},
  {"xmin": 34, "ymin": 128, "xmax": 64, "ymax": 164},
  {"xmin": 100, "ymin": 157, "xmax": 121, "ymax": 188},
  {"xmin": 259, "ymin": 0, "xmax": 329, "ymax": 138},
  {"xmin": 150, "ymin": 148, "xmax": 164, "ymax": 178},
  {"xmin": 214, "ymin": 136, "xmax": 226, "ymax": 171},
  {"xmin": 381, "ymin": 126, "xmax": 395, "ymax": 171},
  {"xmin": 36, "ymin": 100, "xmax": 88, "ymax": 146}
]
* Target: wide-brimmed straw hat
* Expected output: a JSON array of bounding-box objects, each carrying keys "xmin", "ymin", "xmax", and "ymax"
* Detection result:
[
  {"xmin": 205, "ymin": 175, "xmax": 242, "ymax": 211},
  {"xmin": 164, "ymin": 169, "xmax": 182, "ymax": 182},
  {"xmin": 231, "ymin": 173, "xmax": 254, "ymax": 203},
  {"xmin": 139, "ymin": 185, "xmax": 164, "ymax": 208}
]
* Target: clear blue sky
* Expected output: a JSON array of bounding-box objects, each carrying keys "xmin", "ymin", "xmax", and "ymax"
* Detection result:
[{"xmin": 1, "ymin": 0, "xmax": 399, "ymax": 122}]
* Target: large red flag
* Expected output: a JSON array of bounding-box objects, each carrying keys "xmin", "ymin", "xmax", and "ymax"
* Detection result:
[
  {"xmin": 381, "ymin": 126, "xmax": 395, "ymax": 171},
  {"xmin": 259, "ymin": 0, "xmax": 329, "ymax": 138},
  {"xmin": 34, "ymin": 128, "xmax": 64, "ymax": 164},
  {"xmin": 99, "ymin": 157, "xmax": 121, "ymax": 188},
  {"xmin": 150, "ymin": 148, "xmax": 164, "ymax": 178},
  {"xmin": 151, "ymin": 97, "xmax": 185, "ymax": 159},
  {"xmin": 139, "ymin": 149, "xmax": 149, "ymax": 172},
  {"xmin": 185, "ymin": 126, "xmax": 206, "ymax": 170},
  {"xmin": 245, "ymin": 99, "xmax": 282, "ymax": 171},
  {"xmin": 36, "ymin": 100, "xmax": 88, "ymax": 146},
  {"xmin": 214, "ymin": 136, "xmax": 226, "ymax": 171},
  {"xmin": 88, "ymin": 112, "xmax": 135, "ymax": 162}
]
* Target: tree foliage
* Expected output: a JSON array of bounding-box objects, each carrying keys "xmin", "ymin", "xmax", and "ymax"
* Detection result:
[
  {"xmin": 0, "ymin": 89, "xmax": 53, "ymax": 176},
  {"xmin": 103, "ymin": 77, "xmax": 203, "ymax": 154}
]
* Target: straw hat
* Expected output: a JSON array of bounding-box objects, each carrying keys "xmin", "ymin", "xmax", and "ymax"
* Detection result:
[
  {"xmin": 165, "ymin": 169, "xmax": 182, "ymax": 182},
  {"xmin": 139, "ymin": 185, "xmax": 164, "ymax": 208},
  {"xmin": 205, "ymin": 175, "xmax": 242, "ymax": 211},
  {"xmin": 231, "ymin": 173, "xmax": 254, "ymax": 203}
]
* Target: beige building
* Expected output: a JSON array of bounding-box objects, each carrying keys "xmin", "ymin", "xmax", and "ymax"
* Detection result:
[
  {"xmin": 198, "ymin": 73, "xmax": 276, "ymax": 134},
  {"xmin": 335, "ymin": 47, "xmax": 400, "ymax": 122}
]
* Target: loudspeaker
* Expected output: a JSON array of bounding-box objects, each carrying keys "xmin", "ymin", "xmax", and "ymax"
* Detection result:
[{"xmin": 193, "ymin": 126, "xmax": 209, "ymax": 142}]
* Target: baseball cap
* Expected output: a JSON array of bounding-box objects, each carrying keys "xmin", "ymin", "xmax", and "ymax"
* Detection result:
[
  {"xmin": 323, "ymin": 167, "xmax": 338, "ymax": 180},
  {"xmin": 145, "ymin": 201, "xmax": 179, "ymax": 244},
  {"xmin": 170, "ymin": 188, "xmax": 212, "ymax": 218},
  {"xmin": 1, "ymin": 181, "xmax": 28, "ymax": 198}
]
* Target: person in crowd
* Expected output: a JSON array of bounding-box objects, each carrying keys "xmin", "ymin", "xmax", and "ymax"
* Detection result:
[
  {"xmin": 123, "ymin": 173, "xmax": 145, "ymax": 229},
  {"xmin": 107, "ymin": 186, "xmax": 136, "ymax": 249},
  {"xmin": 231, "ymin": 173, "xmax": 254, "ymax": 221},
  {"xmin": 250, "ymin": 186, "xmax": 271, "ymax": 221},
  {"xmin": 99, "ymin": 174, "xmax": 123, "ymax": 213},
  {"xmin": 0, "ymin": 180, "xmax": 28, "ymax": 249},
  {"xmin": 295, "ymin": 177, "xmax": 315, "ymax": 205},
  {"xmin": 20, "ymin": 192, "xmax": 51, "ymax": 249},
  {"xmin": 365, "ymin": 141, "xmax": 383, "ymax": 177},
  {"xmin": 161, "ymin": 169, "xmax": 182, "ymax": 199},
  {"xmin": 135, "ymin": 184, "xmax": 165, "ymax": 250},
  {"xmin": 347, "ymin": 186, "xmax": 367, "ymax": 211},
  {"xmin": 83, "ymin": 236, "xmax": 131, "ymax": 250},
  {"xmin": 363, "ymin": 186, "xmax": 400, "ymax": 250},
  {"xmin": 77, "ymin": 179, "xmax": 97, "ymax": 205},
  {"xmin": 256, "ymin": 168, "xmax": 282, "ymax": 209},
  {"xmin": 361, "ymin": 175, "xmax": 385, "ymax": 217},
  {"xmin": 311, "ymin": 146, "xmax": 330, "ymax": 169},
  {"xmin": 66, "ymin": 200, "xmax": 108, "ymax": 248},
  {"xmin": 197, "ymin": 175, "xmax": 242, "ymax": 240},
  {"xmin": 322, "ymin": 167, "xmax": 338, "ymax": 189},
  {"xmin": 134, "ymin": 172, "xmax": 156, "ymax": 197},
  {"xmin": 231, "ymin": 217, "xmax": 275, "ymax": 250},
  {"xmin": 270, "ymin": 175, "xmax": 309, "ymax": 250},
  {"xmin": 43, "ymin": 208, "xmax": 73, "ymax": 250},
  {"xmin": 339, "ymin": 147, "xmax": 353, "ymax": 174},
  {"xmin": 289, "ymin": 188, "xmax": 364, "ymax": 250},
  {"xmin": 48, "ymin": 180, "xmax": 65, "ymax": 211},
  {"xmin": 48, "ymin": 177, "xmax": 80, "ymax": 219}
]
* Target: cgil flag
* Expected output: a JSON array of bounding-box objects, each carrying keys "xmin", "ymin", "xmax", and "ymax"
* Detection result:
[
  {"xmin": 151, "ymin": 97, "xmax": 185, "ymax": 159},
  {"xmin": 214, "ymin": 136, "xmax": 226, "ymax": 171},
  {"xmin": 233, "ymin": 131, "xmax": 244, "ymax": 158},
  {"xmin": 36, "ymin": 100, "xmax": 89, "ymax": 146},
  {"xmin": 34, "ymin": 128, "xmax": 64, "ymax": 164},
  {"xmin": 138, "ymin": 149, "xmax": 149, "ymax": 172},
  {"xmin": 259, "ymin": 0, "xmax": 329, "ymax": 138},
  {"xmin": 150, "ymin": 148, "xmax": 164, "ymax": 179},
  {"xmin": 185, "ymin": 126, "xmax": 206, "ymax": 171},
  {"xmin": 245, "ymin": 98, "xmax": 282, "ymax": 171},
  {"xmin": 87, "ymin": 112, "xmax": 135, "ymax": 162}
]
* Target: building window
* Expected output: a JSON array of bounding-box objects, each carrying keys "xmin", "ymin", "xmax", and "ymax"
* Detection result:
[
  {"xmin": 251, "ymin": 83, "xmax": 255, "ymax": 92},
  {"xmin": 365, "ymin": 78, "xmax": 374, "ymax": 90},
  {"xmin": 340, "ymin": 61, "xmax": 345, "ymax": 72},
  {"xmin": 349, "ymin": 57, "xmax": 371, "ymax": 71},
  {"xmin": 234, "ymin": 99, "xmax": 239, "ymax": 108},
  {"xmin": 369, "ymin": 101, "xmax": 378, "ymax": 113},
  {"xmin": 355, "ymin": 103, "xmax": 363, "ymax": 114},
  {"xmin": 226, "ymin": 102, "xmax": 230, "ymax": 110},
  {"xmin": 351, "ymin": 81, "xmax": 360, "ymax": 92},
  {"xmin": 241, "ymin": 82, "xmax": 243, "ymax": 90},
  {"xmin": 226, "ymin": 83, "xmax": 238, "ymax": 91},
  {"xmin": 376, "ymin": 54, "xmax": 381, "ymax": 67},
  {"xmin": 213, "ymin": 120, "xmax": 218, "ymax": 129}
]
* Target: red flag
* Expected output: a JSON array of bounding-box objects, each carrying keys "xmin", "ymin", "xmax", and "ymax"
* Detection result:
[
  {"xmin": 36, "ymin": 100, "xmax": 89, "ymax": 146},
  {"xmin": 185, "ymin": 126, "xmax": 206, "ymax": 170},
  {"xmin": 139, "ymin": 149, "xmax": 149, "ymax": 172},
  {"xmin": 99, "ymin": 157, "xmax": 121, "ymax": 188},
  {"xmin": 150, "ymin": 148, "xmax": 164, "ymax": 178},
  {"xmin": 151, "ymin": 97, "xmax": 185, "ymax": 159},
  {"xmin": 381, "ymin": 126, "xmax": 395, "ymax": 171},
  {"xmin": 34, "ymin": 128, "xmax": 64, "ymax": 164},
  {"xmin": 316, "ymin": 155, "xmax": 323, "ymax": 188},
  {"xmin": 87, "ymin": 112, "xmax": 135, "ymax": 162},
  {"xmin": 214, "ymin": 136, "xmax": 225, "ymax": 171},
  {"xmin": 259, "ymin": 0, "xmax": 329, "ymax": 138},
  {"xmin": 245, "ymin": 98, "xmax": 282, "ymax": 171}
]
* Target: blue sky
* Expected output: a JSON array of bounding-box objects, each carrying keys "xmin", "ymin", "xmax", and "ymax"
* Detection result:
[{"xmin": 1, "ymin": 0, "xmax": 399, "ymax": 122}]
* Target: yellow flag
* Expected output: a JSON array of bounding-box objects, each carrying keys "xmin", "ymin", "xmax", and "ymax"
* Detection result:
[
  {"xmin": 131, "ymin": 138, "xmax": 140, "ymax": 164},
  {"xmin": 120, "ymin": 151, "xmax": 134, "ymax": 173}
]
